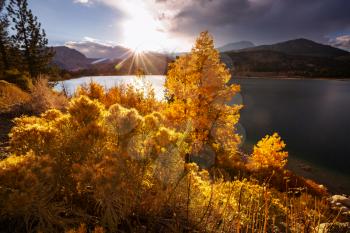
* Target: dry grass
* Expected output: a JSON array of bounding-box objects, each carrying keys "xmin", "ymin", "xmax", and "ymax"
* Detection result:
[
  {"xmin": 27, "ymin": 77, "xmax": 68, "ymax": 114},
  {"xmin": 0, "ymin": 80, "xmax": 30, "ymax": 113}
]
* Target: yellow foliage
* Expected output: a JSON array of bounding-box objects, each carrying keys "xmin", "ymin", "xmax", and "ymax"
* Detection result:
[
  {"xmin": 76, "ymin": 81, "xmax": 161, "ymax": 115},
  {"xmin": 4, "ymin": 95, "xmax": 189, "ymax": 231},
  {"xmin": 76, "ymin": 81, "xmax": 105, "ymax": 102},
  {"xmin": 0, "ymin": 152, "xmax": 66, "ymax": 232},
  {"xmin": 164, "ymin": 31, "xmax": 241, "ymax": 165},
  {"xmin": 29, "ymin": 78, "xmax": 68, "ymax": 114},
  {"xmin": 249, "ymin": 133, "xmax": 288, "ymax": 170}
]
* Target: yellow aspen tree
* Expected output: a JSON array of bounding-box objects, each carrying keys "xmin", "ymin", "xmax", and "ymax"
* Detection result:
[{"xmin": 165, "ymin": 31, "xmax": 241, "ymax": 165}]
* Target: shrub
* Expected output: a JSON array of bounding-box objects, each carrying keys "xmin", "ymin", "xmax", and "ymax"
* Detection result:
[
  {"xmin": 5, "ymin": 96, "xmax": 188, "ymax": 231},
  {"xmin": 76, "ymin": 81, "xmax": 105, "ymax": 102},
  {"xmin": 248, "ymin": 133, "xmax": 288, "ymax": 170},
  {"xmin": 76, "ymin": 81, "xmax": 162, "ymax": 115},
  {"xmin": 27, "ymin": 77, "xmax": 68, "ymax": 114}
]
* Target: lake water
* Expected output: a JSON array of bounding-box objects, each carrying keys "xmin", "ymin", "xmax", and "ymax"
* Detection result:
[
  {"xmin": 55, "ymin": 75, "xmax": 166, "ymax": 100},
  {"xmin": 56, "ymin": 76, "xmax": 350, "ymax": 193}
]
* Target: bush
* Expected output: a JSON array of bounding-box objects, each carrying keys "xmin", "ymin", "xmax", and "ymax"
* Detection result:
[
  {"xmin": 4, "ymin": 96, "xmax": 188, "ymax": 231},
  {"xmin": 27, "ymin": 77, "xmax": 68, "ymax": 114},
  {"xmin": 248, "ymin": 133, "xmax": 288, "ymax": 170},
  {"xmin": 76, "ymin": 81, "xmax": 162, "ymax": 115}
]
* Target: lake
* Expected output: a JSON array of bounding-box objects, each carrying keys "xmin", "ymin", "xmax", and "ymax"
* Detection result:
[
  {"xmin": 55, "ymin": 75, "xmax": 166, "ymax": 100},
  {"xmin": 56, "ymin": 75, "xmax": 350, "ymax": 193}
]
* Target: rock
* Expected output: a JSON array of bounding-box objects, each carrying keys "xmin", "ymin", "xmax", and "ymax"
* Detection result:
[
  {"xmin": 331, "ymin": 195, "xmax": 350, "ymax": 208},
  {"xmin": 317, "ymin": 222, "xmax": 350, "ymax": 233}
]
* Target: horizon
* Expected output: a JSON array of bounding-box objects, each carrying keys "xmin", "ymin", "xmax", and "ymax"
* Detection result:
[
  {"xmin": 27, "ymin": 0, "xmax": 350, "ymax": 53},
  {"xmin": 55, "ymin": 37, "xmax": 350, "ymax": 57}
]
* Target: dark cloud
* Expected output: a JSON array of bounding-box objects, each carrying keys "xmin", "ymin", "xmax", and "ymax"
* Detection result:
[{"xmin": 156, "ymin": 0, "xmax": 350, "ymax": 46}]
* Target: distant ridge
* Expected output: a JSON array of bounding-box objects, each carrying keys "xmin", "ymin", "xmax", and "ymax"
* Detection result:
[
  {"xmin": 53, "ymin": 38, "xmax": 350, "ymax": 78},
  {"xmin": 52, "ymin": 46, "xmax": 96, "ymax": 71},
  {"xmin": 241, "ymin": 38, "xmax": 350, "ymax": 57},
  {"xmin": 218, "ymin": 41, "xmax": 255, "ymax": 52},
  {"xmin": 65, "ymin": 41, "xmax": 131, "ymax": 60}
]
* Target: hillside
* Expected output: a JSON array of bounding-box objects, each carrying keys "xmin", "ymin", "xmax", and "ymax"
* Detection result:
[
  {"xmin": 241, "ymin": 38, "xmax": 350, "ymax": 57},
  {"xmin": 65, "ymin": 41, "xmax": 131, "ymax": 59},
  {"xmin": 223, "ymin": 39, "xmax": 350, "ymax": 78},
  {"xmin": 218, "ymin": 41, "xmax": 255, "ymax": 52},
  {"xmin": 91, "ymin": 52, "xmax": 172, "ymax": 75},
  {"xmin": 52, "ymin": 46, "xmax": 96, "ymax": 71},
  {"xmin": 225, "ymin": 50, "xmax": 350, "ymax": 78}
]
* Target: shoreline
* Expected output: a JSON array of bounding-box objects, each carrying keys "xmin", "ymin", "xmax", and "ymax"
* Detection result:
[
  {"xmin": 287, "ymin": 156, "xmax": 350, "ymax": 195},
  {"xmin": 233, "ymin": 75, "xmax": 350, "ymax": 81},
  {"xmin": 54, "ymin": 74, "xmax": 350, "ymax": 82}
]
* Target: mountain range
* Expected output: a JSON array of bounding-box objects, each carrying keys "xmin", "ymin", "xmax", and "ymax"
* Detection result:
[
  {"xmin": 217, "ymin": 41, "xmax": 255, "ymax": 52},
  {"xmin": 52, "ymin": 38, "xmax": 350, "ymax": 78},
  {"xmin": 65, "ymin": 41, "xmax": 131, "ymax": 59},
  {"xmin": 239, "ymin": 38, "xmax": 349, "ymax": 57},
  {"xmin": 52, "ymin": 46, "xmax": 96, "ymax": 71}
]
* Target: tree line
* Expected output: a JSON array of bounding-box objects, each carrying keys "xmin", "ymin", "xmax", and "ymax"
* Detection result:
[{"xmin": 0, "ymin": 0, "xmax": 53, "ymax": 89}]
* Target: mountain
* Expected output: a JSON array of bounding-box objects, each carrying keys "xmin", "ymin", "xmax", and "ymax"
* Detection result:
[
  {"xmin": 225, "ymin": 51, "xmax": 350, "ymax": 78},
  {"xmin": 65, "ymin": 41, "xmax": 131, "ymax": 59},
  {"xmin": 54, "ymin": 38, "xmax": 350, "ymax": 78},
  {"xmin": 52, "ymin": 46, "xmax": 96, "ymax": 71},
  {"xmin": 221, "ymin": 38, "xmax": 350, "ymax": 78},
  {"xmin": 241, "ymin": 38, "xmax": 350, "ymax": 57},
  {"xmin": 218, "ymin": 41, "xmax": 255, "ymax": 52},
  {"xmin": 90, "ymin": 51, "xmax": 172, "ymax": 75}
]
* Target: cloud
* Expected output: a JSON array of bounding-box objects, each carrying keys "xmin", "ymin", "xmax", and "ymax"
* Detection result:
[
  {"xmin": 72, "ymin": 0, "xmax": 350, "ymax": 50},
  {"xmin": 65, "ymin": 37, "xmax": 130, "ymax": 59},
  {"xmin": 330, "ymin": 35, "xmax": 350, "ymax": 51},
  {"xmin": 152, "ymin": 0, "xmax": 350, "ymax": 46},
  {"xmin": 74, "ymin": 0, "xmax": 90, "ymax": 4}
]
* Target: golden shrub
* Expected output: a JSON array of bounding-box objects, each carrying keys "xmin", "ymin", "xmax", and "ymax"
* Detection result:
[
  {"xmin": 0, "ymin": 152, "xmax": 67, "ymax": 232},
  {"xmin": 4, "ymin": 94, "xmax": 190, "ymax": 231},
  {"xmin": 28, "ymin": 78, "xmax": 68, "ymax": 114},
  {"xmin": 76, "ymin": 81, "xmax": 105, "ymax": 102},
  {"xmin": 249, "ymin": 133, "xmax": 288, "ymax": 170},
  {"xmin": 76, "ymin": 81, "xmax": 162, "ymax": 115}
]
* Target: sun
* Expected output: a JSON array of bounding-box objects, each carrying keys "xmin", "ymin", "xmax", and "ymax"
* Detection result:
[{"xmin": 121, "ymin": 1, "xmax": 167, "ymax": 52}]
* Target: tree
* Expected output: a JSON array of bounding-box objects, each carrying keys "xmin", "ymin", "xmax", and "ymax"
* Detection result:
[
  {"xmin": 7, "ymin": 0, "xmax": 54, "ymax": 79},
  {"xmin": 0, "ymin": 0, "xmax": 11, "ymax": 73},
  {"xmin": 165, "ymin": 31, "xmax": 242, "ymax": 165}
]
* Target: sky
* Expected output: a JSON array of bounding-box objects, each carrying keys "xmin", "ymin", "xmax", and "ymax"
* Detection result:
[{"xmin": 28, "ymin": 0, "xmax": 350, "ymax": 52}]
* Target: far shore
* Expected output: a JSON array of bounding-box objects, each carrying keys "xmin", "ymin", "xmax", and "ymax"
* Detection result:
[
  {"xmin": 287, "ymin": 156, "xmax": 350, "ymax": 195},
  {"xmin": 234, "ymin": 75, "xmax": 350, "ymax": 81}
]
